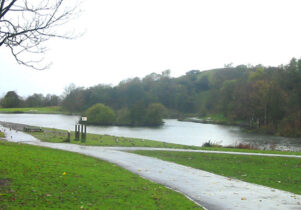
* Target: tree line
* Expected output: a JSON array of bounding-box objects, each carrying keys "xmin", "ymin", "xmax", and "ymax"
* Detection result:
[
  {"xmin": 0, "ymin": 92, "xmax": 61, "ymax": 108},
  {"xmin": 1, "ymin": 58, "xmax": 300, "ymax": 135}
]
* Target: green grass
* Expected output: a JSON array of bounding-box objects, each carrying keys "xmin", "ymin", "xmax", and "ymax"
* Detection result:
[
  {"xmin": 0, "ymin": 141, "xmax": 201, "ymax": 209},
  {"xmin": 0, "ymin": 106, "xmax": 65, "ymax": 114},
  {"xmin": 131, "ymin": 150, "xmax": 301, "ymax": 195},
  {"xmin": 30, "ymin": 128, "xmax": 202, "ymax": 149}
]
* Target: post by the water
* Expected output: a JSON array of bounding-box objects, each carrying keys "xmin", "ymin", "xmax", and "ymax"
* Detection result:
[{"xmin": 75, "ymin": 117, "xmax": 87, "ymax": 142}]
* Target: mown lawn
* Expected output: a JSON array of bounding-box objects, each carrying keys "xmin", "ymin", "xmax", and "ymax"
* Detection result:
[
  {"xmin": 131, "ymin": 150, "xmax": 301, "ymax": 195},
  {"xmin": 0, "ymin": 141, "xmax": 201, "ymax": 209}
]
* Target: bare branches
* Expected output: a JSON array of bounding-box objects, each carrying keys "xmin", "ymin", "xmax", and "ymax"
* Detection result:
[{"xmin": 0, "ymin": 0, "xmax": 81, "ymax": 70}]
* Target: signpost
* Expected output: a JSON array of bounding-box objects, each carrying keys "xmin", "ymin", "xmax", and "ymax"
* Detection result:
[{"xmin": 75, "ymin": 117, "xmax": 87, "ymax": 142}]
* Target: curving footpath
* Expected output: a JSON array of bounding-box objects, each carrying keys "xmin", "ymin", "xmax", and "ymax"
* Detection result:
[{"xmin": 1, "ymin": 125, "xmax": 301, "ymax": 210}]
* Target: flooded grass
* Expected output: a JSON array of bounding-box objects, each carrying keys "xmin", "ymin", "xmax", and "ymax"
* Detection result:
[
  {"xmin": 131, "ymin": 150, "xmax": 301, "ymax": 195},
  {"xmin": 0, "ymin": 141, "xmax": 202, "ymax": 209}
]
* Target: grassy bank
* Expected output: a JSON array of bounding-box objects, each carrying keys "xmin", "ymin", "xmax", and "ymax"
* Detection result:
[
  {"xmin": 4, "ymin": 122, "xmax": 301, "ymax": 154},
  {"xmin": 21, "ymin": 126, "xmax": 301, "ymax": 155},
  {"xmin": 0, "ymin": 106, "xmax": 65, "ymax": 114},
  {"xmin": 29, "ymin": 127, "xmax": 201, "ymax": 149},
  {"xmin": 30, "ymin": 126, "xmax": 301, "ymax": 155},
  {"xmin": 0, "ymin": 141, "xmax": 201, "ymax": 209},
  {"xmin": 131, "ymin": 150, "xmax": 301, "ymax": 195}
]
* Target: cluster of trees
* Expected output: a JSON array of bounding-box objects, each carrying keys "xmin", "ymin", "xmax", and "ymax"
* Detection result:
[
  {"xmin": 0, "ymin": 91, "xmax": 61, "ymax": 108},
  {"xmin": 61, "ymin": 59, "xmax": 300, "ymax": 136},
  {"xmin": 84, "ymin": 103, "xmax": 166, "ymax": 126}
]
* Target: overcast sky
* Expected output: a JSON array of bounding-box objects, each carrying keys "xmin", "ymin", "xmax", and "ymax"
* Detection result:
[{"xmin": 1, "ymin": 0, "xmax": 301, "ymax": 97}]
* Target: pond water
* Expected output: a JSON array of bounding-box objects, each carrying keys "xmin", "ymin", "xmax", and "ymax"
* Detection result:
[{"xmin": 0, "ymin": 113, "xmax": 300, "ymax": 151}]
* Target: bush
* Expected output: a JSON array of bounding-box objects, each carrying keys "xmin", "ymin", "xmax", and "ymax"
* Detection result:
[
  {"xmin": 144, "ymin": 103, "xmax": 167, "ymax": 126},
  {"xmin": 85, "ymin": 103, "xmax": 116, "ymax": 125}
]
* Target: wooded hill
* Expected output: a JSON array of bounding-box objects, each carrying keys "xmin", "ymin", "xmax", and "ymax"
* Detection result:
[{"xmin": 61, "ymin": 58, "xmax": 300, "ymax": 136}]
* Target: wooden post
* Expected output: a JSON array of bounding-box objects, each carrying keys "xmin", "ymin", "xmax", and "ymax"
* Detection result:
[
  {"xmin": 75, "ymin": 124, "xmax": 80, "ymax": 141},
  {"xmin": 66, "ymin": 130, "xmax": 71, "ymax": 142}
]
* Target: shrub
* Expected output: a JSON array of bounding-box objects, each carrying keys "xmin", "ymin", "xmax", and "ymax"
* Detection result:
[
  {"xmin": 144, "ymin": 103, "xmax": 167, "ymax": 126},
  {"xmin": 85, "ymin": 103, "xmax": 116, "ymax": 125}
]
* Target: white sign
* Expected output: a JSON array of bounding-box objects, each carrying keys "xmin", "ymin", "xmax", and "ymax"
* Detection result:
[{"xmin": 81, "ymin": 117, "xmax": 87, "ymax": 121}]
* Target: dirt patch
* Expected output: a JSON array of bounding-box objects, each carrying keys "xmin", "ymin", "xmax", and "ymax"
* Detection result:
[
  {"xmin": 0, "ymin": 179, "xmax": 11, "ymax": 189},
  {"xmin": 0, "ymin": 179, "xmax": 11, "ymax": 187}
]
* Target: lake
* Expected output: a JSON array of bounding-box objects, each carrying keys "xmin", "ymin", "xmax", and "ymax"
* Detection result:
[{"xmin": 0, "ymin": 113, "xmax": 300, "ymax": 151}]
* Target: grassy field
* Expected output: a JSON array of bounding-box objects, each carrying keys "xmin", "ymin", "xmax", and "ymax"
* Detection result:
[
  {"xmin": 0, "ymin": 141, "xmax": 201, "ymax": 209},
  {"xmin": 30, "ymin": 127, "xmax": 202, "ymax": 149},
  {"xmin": 0, "ymin": 106, "xmax": 65, "ymax": 114},
  {"xmin": 131, "ymin": 150, "xmax": 301, "ymax": 195}
]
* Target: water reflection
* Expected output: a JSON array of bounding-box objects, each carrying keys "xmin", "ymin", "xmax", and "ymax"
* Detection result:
[{"xmin": 0, "ymin": 113, "xmax": 300, "ymax": 151}]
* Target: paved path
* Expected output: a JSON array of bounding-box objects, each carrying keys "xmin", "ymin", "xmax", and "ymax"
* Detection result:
[{"xmin": 1, "ymin": 125, "xmax": 301, "ymax": 210}]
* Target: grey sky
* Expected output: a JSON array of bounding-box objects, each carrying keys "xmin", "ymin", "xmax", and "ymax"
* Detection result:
[{"xmin": 1, "ymin": 0, "xmax": 301, "ymax": 97}]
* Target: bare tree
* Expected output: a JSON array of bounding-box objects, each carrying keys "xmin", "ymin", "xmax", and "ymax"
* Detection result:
[{"xmin": 0, "ymin": 0, "xmax": 81, "ymax": 69}]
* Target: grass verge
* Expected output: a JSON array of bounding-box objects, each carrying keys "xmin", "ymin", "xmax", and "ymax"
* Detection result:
[
  {"xmin": 131, "ymin": 150, "xmax": 301, "ymax": 195},
  {"xmin": 0, "ymin": 141, "xmax": 201, "ymax": 209}
]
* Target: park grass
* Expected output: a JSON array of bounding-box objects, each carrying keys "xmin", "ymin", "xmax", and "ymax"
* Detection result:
[
  {"xmin": 131, "ymin": 150, "xmax": 301, "ymax": 195},
  {"xmin": 0, "ymin": 141, "xmax": 202, "ymax": 209},
  {"xmin": 30, "ymin": 127, "xmax": 301, "ymax": 155},
  {"xmin": 0, "ymin": 106, "xmax": 65, "ymax": 114},
  {"xmin": 29, "ymin": 127, "xmax": 202, "ymax": 149}
]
